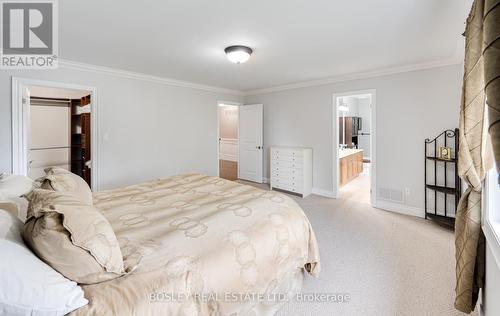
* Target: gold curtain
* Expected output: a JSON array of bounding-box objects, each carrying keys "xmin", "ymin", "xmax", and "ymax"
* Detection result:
[
  {"xmin": 484, "ymin": 0, "xmax": 500, "ymax": 180},
  {"xmin": 455, "ymin": 0, "xmax": 500, "ymax": 313}
]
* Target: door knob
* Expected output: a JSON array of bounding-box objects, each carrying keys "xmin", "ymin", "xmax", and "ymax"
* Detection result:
[{"xmin": 256, "ymin": 146, "xmax": 262, "ymax": 150}]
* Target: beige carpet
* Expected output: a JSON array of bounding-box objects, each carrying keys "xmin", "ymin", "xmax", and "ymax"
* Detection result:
[{"xmin": 240, "ymin": 175, "xmax": 476, "ymax": 316}]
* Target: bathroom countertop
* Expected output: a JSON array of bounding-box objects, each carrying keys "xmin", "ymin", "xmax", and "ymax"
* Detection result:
[{"xmin": 339, "ymin": 148, "xmax": 363, "ymax": 159}]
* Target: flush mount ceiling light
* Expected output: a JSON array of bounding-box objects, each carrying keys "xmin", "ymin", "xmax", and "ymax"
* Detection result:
[{"xmin": 224, "ymin": 45, "xmax": 253, "ymax": 64}]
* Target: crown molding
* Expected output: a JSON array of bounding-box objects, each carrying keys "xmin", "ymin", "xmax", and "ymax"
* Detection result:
[
  {"xmin": 58, "ymin": 59, "xmax": 245, "ymax": 96},
  {"xmin": 58, "ymin": 56, "xmax": 464, "ymax": 98},
  {"xmin": 244, "ymin": 57, "xmax": 463, "ymax": 96}
]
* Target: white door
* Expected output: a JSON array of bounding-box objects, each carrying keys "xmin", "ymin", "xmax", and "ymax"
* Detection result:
[{"xmin": 238, "ymin": 104, "xmax": 263, "ymax": 183}]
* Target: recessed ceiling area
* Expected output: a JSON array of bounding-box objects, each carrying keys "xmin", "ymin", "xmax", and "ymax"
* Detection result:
[{"xmin": 60, "ymin": 0, "xmax": 472, "ymax": 92}]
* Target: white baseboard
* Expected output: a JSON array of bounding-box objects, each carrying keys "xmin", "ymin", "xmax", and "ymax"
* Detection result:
[
  {"xmin": 375, "ymin": 200, "xmax": 424, "ymax": 218},
  {"xmin": 312, "ymin": 188, "xmax": 337, "ymax": 198}
]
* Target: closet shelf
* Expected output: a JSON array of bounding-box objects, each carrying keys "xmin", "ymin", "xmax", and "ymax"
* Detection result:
[
  {"xmin": 426, "ymin": 185, "xmax": 458, "ymax": 195},
  {"xmin": 425, "ymin": 156, "xmax": 456, "ymax": 162},
  {"xmin": 426, "ymin": 213, "xmax": 456, "ymax": 228}
]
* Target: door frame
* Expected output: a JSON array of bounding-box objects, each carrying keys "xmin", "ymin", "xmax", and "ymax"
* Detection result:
[
  {"xmin": 216, "ymin": 100, "xmax": 243, "ymax": 179},
  {"xmin": 11, "ymin": 77, "xmax": 100, "ymax": 190},
  {"xmin": 332, "ymin": 89, "xmax": 376, "ymax": 206}
]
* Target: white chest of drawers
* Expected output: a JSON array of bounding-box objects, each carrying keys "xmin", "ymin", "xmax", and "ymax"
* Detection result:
[{"xmin": 270, "ymin": 147, "xmax": 312, "ymax": 197}]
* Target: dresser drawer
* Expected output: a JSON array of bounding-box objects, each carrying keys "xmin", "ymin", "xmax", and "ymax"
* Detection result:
[
  {"xmin": 271, "ymin": 165, "xmax": 302, "ymax": 175},
  {"xmin": 272, "ymin": 154, "xmax": 304, "ymax": 164},
  {"xmin": 272, "ymin": 182, "xmax": 303, "ymax": 194},
  {"xmin": 272, "ymin": 160, "xmax": 303, "ymax": 169},
  {"xmin": 273, "ymin": 178, "xmax": 302, "ymax": 188},
  {"xmin": 271, "ymin": 168, "xmax": 302, "ymax": 180},
  {"xmin": 271, "ymin": 148, "xmax": 303, "ymax": 157},
  {"xmin": 272, "ymin": 175, "xmax": 303, "ymax": 187}
]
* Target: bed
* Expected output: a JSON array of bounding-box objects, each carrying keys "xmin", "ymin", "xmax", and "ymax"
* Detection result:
[{"xmin": 69, "ymin": 173, "xmax": 320, "ymax": 315}]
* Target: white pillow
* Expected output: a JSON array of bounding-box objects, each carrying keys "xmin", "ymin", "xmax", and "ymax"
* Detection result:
[
  {"xmin": 0, "ymin": 197, "xmax": 29, "ymax": 222},
  {"xmin": 0, "ymin": 209, "xmax": 88, "ymax": 316},
  {"xmin": 0, "ymin": 174, "xmax": 34, "ymax": 198}
]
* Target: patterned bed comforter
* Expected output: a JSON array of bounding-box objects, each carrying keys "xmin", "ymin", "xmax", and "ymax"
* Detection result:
[{"xmin": 71, "ymin": 174, "xmax": 320, "ymax": 316}]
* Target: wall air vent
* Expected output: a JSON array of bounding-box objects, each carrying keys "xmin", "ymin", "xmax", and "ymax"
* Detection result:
[{"xmin": 378, "ymin": 188, "xmax": 404, "ymax": 204}]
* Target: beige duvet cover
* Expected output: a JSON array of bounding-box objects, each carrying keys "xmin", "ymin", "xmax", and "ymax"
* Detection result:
[{"xmin": 71, "ymin": 174, "xmax": 320, "ymax": 315}]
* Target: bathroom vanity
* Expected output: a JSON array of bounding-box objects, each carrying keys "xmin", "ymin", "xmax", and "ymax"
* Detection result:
[{"xmin": 339, "ymin": 148, "xmax": 363, "ymax": 187}]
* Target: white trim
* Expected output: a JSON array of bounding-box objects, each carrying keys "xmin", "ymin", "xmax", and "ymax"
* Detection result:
[
  {"xmin": 60, "ymin": 59, "xmax": 244, "ymax": 96},
  {"xmin": 58, "ymin": 58, "xmax": 462, "ymax": 97},
  {"xmin": 333, "ymin": 89, "xmax": 377, "ymax": 207},
  {"xmin": 11, "ymin": 77, "xmax": 100, "ymax": 191},
  {"xmin": 217, "ymin": 100, "xmax": 243, "ymax": 107},
  {"xmin": 59, "ymin": 58, "xmax": 462, "ymax": 97},
  {"xmin": 482, "ymin": 167, "xmax": 500, "ymax": 269},
  {"xmin": 312, "ymin": 188, "xmax": 337, "ymax": 198},
  {"xmin": 11, "ymin": 79, "xmax": 24, "ymax": 177},
  {"xmin": 375, "ymin": 200, "xmax": 424, "ymax": 218},
  {"xmin": 245, "ymin": 58, "xmax": 461, "ymax": 95},
  {"xmin": 483, "ymin": 221, "xmax": 500, "ymax": 270}
]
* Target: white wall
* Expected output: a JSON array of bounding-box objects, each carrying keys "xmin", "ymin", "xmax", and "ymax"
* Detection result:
[
  {"xmin": 482, "ymin": 166, "xmax": 500, "ymax": 316},
  {"xmin": 0, "ymin": 67, "xmax": 242, "ymax": 190},
  {"xmin": 245, "ymin": 64, "xmax": 463, "ymax": 214},
  {"xmin": 0, "ymin": 62, "xmax": 462, "ymax": 214}
]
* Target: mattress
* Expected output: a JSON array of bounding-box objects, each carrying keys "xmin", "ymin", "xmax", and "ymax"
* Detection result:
[{"xmin": 71, "ymin": 174, "xmax": 320, "ymax": 315}]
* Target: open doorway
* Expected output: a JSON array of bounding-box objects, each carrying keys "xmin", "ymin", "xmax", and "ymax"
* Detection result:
[
  {"xmin": 217, "ymin": 101, "xmax": 240, "ymax": 180},
  {"xmin": 12, "ymin": 78, "xmax": 98, "ymax": 189},
  {"xmin": 334, "ymin": 90, "xmax": 376, "ymax": 205},
  {"xmin": 217, "ymin": 101, "xmax": 264, "ymax": 183}
]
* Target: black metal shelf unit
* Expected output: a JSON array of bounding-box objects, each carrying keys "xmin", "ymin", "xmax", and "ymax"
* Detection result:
[{"xmin": 424, "ymin": 129, "xmax": 461, "ymax": 224}]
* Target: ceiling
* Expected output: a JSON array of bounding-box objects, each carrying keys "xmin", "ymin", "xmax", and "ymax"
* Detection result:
[{"xmin": 60, "ymin": 0, "xmax": 472, "ymax": 92}]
